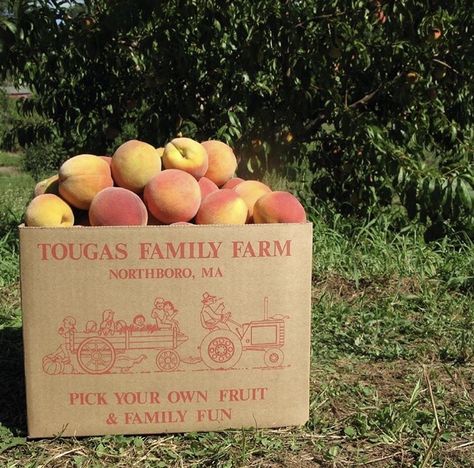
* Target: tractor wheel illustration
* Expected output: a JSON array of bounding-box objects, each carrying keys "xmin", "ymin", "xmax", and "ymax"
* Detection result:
[
  {"xmin": 77, "ymin": 337, "xmax": 116, "ymax": 374},
  {"xmin": 156, "ymin": 349, "xmax": 180, "ymax": 371},
  {"xmin": 264, "ymin": 348, "xmax": 284, "ymax": 367},
  {"xmin": 200, "ymin": 330, "xmax": 243, "ymax": 369}
]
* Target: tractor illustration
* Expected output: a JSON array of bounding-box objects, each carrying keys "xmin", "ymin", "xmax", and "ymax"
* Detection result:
[{"xmin": 199, "ymin": 295, "xmax": 287, "ymax": 369}]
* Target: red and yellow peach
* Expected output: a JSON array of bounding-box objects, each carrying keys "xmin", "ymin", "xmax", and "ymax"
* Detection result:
[
  {"xmin": 25, "ymin": 194, "xmax": 74, "ymax": 227},
  {"xmin": 195, "ymin": 189, "xmax": 248, "ymax": 225},
  {"xmin": 198, "ymin": 176, "xmax": 219, "ymax": 200},
  {"xmin": 58, "ymin": 154, "xmax": 114, "ymax": 210},
  {"xmin": 143, "ymin": 169, "xmax": 201, "ymax": 224},
  {"xmin": 234, "ymin": 180, "xmax": 272, "ymax": 219},
  {"xmin": 111, "ymin": 140, "xmax": 162, "ymax": 193},
  {"xmin": 162, "ymin": 137, "xmax": 208, "ymax": 179},
  {"xmin": 221, "ymin": 177, "xmax": 244, "ymax": 189},
  {"xmin": 89, "ymin": 187, "xmax": 148, "ymax": 226},
  {"xmin": 201, "ymin": 140, "xmax": 237, "ymax": 187},
  {"xmin": 253, "ymin": 191, "xmax": 307, "ymax": 224}
]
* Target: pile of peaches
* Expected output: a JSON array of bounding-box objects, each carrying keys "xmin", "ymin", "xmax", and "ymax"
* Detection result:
[{"xmin": 25, "ymin": 137, "xmax": 307, "ymax": 227}]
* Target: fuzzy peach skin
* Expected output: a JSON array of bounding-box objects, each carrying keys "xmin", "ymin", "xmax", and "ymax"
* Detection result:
[
  {"xmin": 162, "ymin": 137, "xmax": 208, "ymax": 179},
  {"xmin": 34, "ymin": 174, "xmax": 59, "ymax": 196},
  {"xmin": 111, "ymin": 140, "xmax": 162, "ymax": 193},
  {"xmin": 58, "ymin": 154, "xmax": 114, "ymax": 210},
  {"xmin": 198, "ymin": 176, "xmax": 219, "ymax": 200},
  {"xmin": 195, "ymin": 189, "xmax": 248, "ymax": 225},
  {"xmin": 156, "ymin": 147, "xmax": 164, "ymax": 158},
  {"xmin": 234, "ymin": 180, "xmax": 272, "ymax": 219},
  {"xmin": 253, "ymin": 191, "xmax": 307, "ymax": 224},
  {"xmin": 221, "ymin": 177, "xmax": 244, "ymax": 189},
  {"xmin": 25, "ymin": 194, "xmax": 74, "ymax": 227},
  {"xmin": 89, "ymin": 187, "xmax": 148, "ymax": 226},
  {"xmin": 143, "ymin": 169, "xmax": 201, "ymax": 224},
  {"xmin": 201, "ymin": 140, "xmax": 238, "ymax": 186},
  {"xmin": 99, "ymin": 156, "xmax": 112, "ymax": 167}
]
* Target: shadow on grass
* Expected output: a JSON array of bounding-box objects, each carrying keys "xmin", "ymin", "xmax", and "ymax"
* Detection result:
[{"xmin": 0, "ymin": 326, "xmax": 27, "ymax": 434}]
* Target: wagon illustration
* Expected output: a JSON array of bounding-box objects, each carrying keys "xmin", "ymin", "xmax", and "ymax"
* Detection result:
[
  {"xmin": 71, "ymin": 326, "xmax": 188, "ymax": 374},
  {"xmin": 43, "ymin": 308, "xmax": 188, "ymax": 375}
]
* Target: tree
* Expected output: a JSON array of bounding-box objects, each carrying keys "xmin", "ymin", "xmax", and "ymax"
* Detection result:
[{"xmin": 1, "ymin": 0, "xmax": 473, "ymax": 238}]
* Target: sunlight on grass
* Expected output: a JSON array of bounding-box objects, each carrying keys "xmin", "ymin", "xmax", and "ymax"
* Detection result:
[{"xmin": 0, "ymin": 151, "xmax": 24, "ymax": 168}]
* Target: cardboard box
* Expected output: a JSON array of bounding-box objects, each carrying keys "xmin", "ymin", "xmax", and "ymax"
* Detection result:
[{"xmin": 19, "ymin": 223, "xmax": 313, "ymax": 437}]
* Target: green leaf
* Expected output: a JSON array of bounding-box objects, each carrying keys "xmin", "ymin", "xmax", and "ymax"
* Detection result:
[
  {"xmin": 344, "ymin": 426, "xmax": 357, "ymax": 437},
  {"xmin": 458, "ymin": 180, "xmax": 473, "ymax": 212}
]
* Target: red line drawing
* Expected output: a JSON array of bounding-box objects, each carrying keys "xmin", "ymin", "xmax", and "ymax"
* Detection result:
[
  {"xmin": 42, "ymin": 295, "xmax": 289, "ymax": 375},
  {"xmin": 198, "ymin": 294, "xmax": 288, "ymax": 369},
  {"xmin": 42, "ymin": 298, "xmax": 188, "ymax": 375}
]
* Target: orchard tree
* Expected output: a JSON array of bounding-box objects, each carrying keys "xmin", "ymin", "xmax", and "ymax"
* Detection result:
[{"xmin": 1, "ymin": 0, "xmax": 473, "ymax": 238}]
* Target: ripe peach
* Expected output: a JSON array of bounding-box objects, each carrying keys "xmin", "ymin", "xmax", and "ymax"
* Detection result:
[
  {"xmin": 34, "ymin": 174, "xmax": 59, "ymax": 196},
  {"xmin": 99, "ymin": 156, "xmax": 112, "ymax": 167},
  {"xmin": 143, "ymin": 169, "xmax": 201, "ymax": 224},
  {"xmin": 253, "ymin": 191, "xmax": 307, "ymax": 224},
  {"xmin": 25, "ymin": 194, "xmax": 74, "ymax": 227},
  {"xmin": 156, "ymin": 147, "xmax": 164, "ymax": 158},
  {"xmin": 195, "ymin": 189, "xmax": 248, "ymax": 225},
  {"xmin": 59, "ymin": 154, "xmax": 114, "ymax": 210},
  {"xmin": 111, "ymin": 140, "xmax": 162, "ymax": 193},
  {"xmin": 234, "ymin": 180, "xmax": 272, "ymax": 219},
  {"xmin": 89, "ymin": 187, "xmax": 148, "ymax": 226},
  {"xmin": 201, "ymin": 140, "xmax": 238, "ymax": 186},
  {"xmin": 198, "ymin": 176, "xmax": 219, "ymax": 200},
  {"xmin": 222, "ymin": 177, "xmax": 244, "ymax": 189},
  {"xmin": 162, "ymin": 137, "xmax": 208, "ymax": 179}
]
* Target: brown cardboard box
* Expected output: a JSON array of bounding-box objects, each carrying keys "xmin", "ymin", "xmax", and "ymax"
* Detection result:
[{"xmin": 19, "ymin": 223, "xmax": 313, "ymax": 437}]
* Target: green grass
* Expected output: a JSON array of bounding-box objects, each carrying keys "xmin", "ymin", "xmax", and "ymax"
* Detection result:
[
  {"xmin": 0, "ymin": 151, "xmax": 24, "ymax": 168},
  {"xmin": 0, "ymin": 166, "xmax": 473, "ymax": 467}
]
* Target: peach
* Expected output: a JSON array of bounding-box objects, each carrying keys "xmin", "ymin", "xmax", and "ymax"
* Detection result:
[
  {"xmin": 89, "ymin": 187, "xmax": 148, "ymax": 226},
  {"xmin": 111, "ymin": 140, "xmax": 162, "ymax": 193},
  {"xmin": 143, "ymin": 169, "xmax": 201, "ymax": 224},
  {"xmin": 25, "ymin": 194, "xmax": 74, "ymax": 227},
  {"xmin": 253, "ymin": 191, "xmax": 307, "ymax": 224},
  {"xmin": 156, "ymin": 147, "xmax": 164, "ymax": 158},
  {"xmin": 234, "ymin": 180, "xmax": 272, "ymax": 219},
  {"xmin": 59, "ymin": 154, "xmax": 114, "ymax": 210},
  {"xmin": 195, "ymin": 189, "xmax": 248, "ymax": 225},
  {"xmin": 99, "ymin": 156, "xmax": 113, "ymax": 167},
  {"xmin": 222, "ymin": 177, "xmax": 244, "ymax": 189},
  {"xmin": 162, "ymin": 137, "xmax": 208, "ymax": 178},
  {"xmin": 201, "ymin": 140, "xmax": 238, "ymax": 186},
  {"xmin": 198, "ymin": 176, "xmax": 219, "ymax": 200},
  {"xmin": 34, "ymin": 174, "xmax": 59, "ymax": 196}
]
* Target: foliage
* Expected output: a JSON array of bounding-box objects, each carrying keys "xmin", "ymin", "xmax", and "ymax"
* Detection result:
[
  {"xmin": 0, "ymin": 89, "xmax": 17, "ymax": 148},
  {"xmin": 1, "ymin": 0, "xmax": 473, "ymax": 237},
  {"xmin": 22, "ymin": 139, "xmax": 66, "ymax": 180}
]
